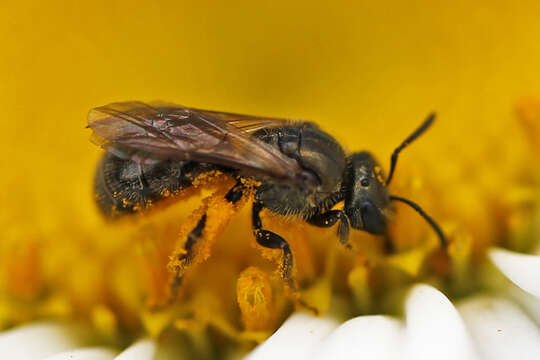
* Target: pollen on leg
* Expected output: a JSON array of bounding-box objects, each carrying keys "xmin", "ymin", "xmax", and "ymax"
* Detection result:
[{"xmin": 167, "ymin": 177, "xmax": 249, "ymax": 297}]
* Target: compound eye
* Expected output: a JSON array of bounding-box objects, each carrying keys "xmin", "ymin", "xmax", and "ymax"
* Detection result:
[{"xmin": 360, "ymin": 178, "xmax": 370, "ymax": 187}]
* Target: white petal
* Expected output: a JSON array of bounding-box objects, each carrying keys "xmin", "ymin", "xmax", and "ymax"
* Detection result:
[
  {"xmin": 505, "ymin": 283, "xmax": 540, "ymax": 325},
  {"xmin": 43, "ymin": 348, "xmax": 117, "ymax": 360},
  {"xmin": 245, "ymin": 312, "xmax": 338, "ymax": 360},
  {"xmin": 0, "ymin": 322, "xmax": 88, "ymax": 359},
  {"xmin": 489, "ymin": 247, "xmax": 540, "ymax": 299},
  {"xmin": 312, "ymin": 315, "xmax": 404, "ymax": 360},
  {"xmin": 405, "ymin": 284, "xmax": 479, "ymax": 360},
  {"xmin": 115, "ymin": 339, "xmax": 156, "ymax": 360},
  {"xmin": 458, "ymin": 296, "xmax": 540, "ymax": 360}
]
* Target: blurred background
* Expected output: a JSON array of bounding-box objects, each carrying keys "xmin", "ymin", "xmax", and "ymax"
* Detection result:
[
  {"xmin": 2, "ymin": 0, "xmax": 540, "ymax": 228},
  {"xmin": 1, "ymin": 0, "xmax": 540, "ymax": 349}
]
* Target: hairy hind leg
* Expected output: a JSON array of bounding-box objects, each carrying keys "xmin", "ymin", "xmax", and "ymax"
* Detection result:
[{"xmin": 166, "ymin": 181, "xmax": 245, "ymax": 303}]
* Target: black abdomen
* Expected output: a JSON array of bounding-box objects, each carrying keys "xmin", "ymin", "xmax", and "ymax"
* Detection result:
[{"xmin": 94, "ymin": 153, "xmax": 219, "ymax": 217}]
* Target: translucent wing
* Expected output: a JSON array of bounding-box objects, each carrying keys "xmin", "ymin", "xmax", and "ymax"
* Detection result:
[
  {"xmin": 88, "ymin": 101, "xmax": 309, "ymax": 183},
  {"xmin": 186, "ymin": 105, "xmax": 296, "ymax": 133}
]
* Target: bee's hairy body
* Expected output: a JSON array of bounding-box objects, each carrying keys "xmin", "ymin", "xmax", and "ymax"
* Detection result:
[
  {"xmin": 94, "ymin": 154, "xmax": 223, "ymax": 217},
  {"xmin": 95, "ymin": 123, "xmax": 350, "ymax": 220}
]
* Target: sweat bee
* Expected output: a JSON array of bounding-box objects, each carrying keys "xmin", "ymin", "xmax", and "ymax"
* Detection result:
[{"xmin": 88, "ymin": 101, "xmax": 446, "ymax": 301}]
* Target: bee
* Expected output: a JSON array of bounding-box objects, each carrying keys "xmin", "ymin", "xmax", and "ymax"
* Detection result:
[{"xmin": 88, "ymin": 101, "xmax": 446, "ymax": 299}]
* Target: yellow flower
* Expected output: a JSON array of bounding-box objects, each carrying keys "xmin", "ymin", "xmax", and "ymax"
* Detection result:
[{"xmin": 1, "ymin": 1, "xmax": 540, "ymax": 359}]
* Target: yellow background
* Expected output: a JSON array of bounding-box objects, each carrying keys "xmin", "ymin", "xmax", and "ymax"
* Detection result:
[
  {"xmin": 2, "ymin": 1, "xmax": 540, "ymax": 221},
  {"xmin": 2, "ymin": 1, "xmax": 540, "ymax": 227}
]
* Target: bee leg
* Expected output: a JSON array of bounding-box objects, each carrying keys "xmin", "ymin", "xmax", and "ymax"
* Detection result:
[
  {"xmin": 252, "ymin": 201, "xmax": 295, "ymax": 285},
  {"xmin": 252, "ymin": 201, "xmax": 319, "ymax": 314},
  {"xmin": 175, "ymin": 181, "xmax": 244, "ymax": 269},
  {"xmin": 176, "ymin": 214, "xmax": 207, "ymax": 271},
  {"xmin": 224, "ymin": 181, "xmax": 245, "ymax": 204},
  {"xmin": 167, "ymin": 213, "xmax": 207, "ymax": 301},
  {"xmin": 308, "ymin": 210, "xmax": 351, "ymax": 249},
  {"xmin": 168, "ymin": 181, "xmax": 245, "ymax": 302}
]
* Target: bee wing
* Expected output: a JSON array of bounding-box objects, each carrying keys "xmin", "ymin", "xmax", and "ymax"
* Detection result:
[
  {"xmin": 88, "ymin": 101, "xmax": 308, "ymax": 182},
  {"xmin": 190, "ymin": 107, "xmax": 295, "ymax": 133}
]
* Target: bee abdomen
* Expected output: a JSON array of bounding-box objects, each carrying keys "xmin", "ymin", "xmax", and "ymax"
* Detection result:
[{"xmin": 94, "ymin": 153, "xmax": 217, "ymax": 217}]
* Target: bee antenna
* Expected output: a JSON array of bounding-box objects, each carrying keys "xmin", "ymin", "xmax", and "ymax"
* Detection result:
[
  {"xmin": 390, "ymin": 195, "xmax": 447, "ymax": 248},
  {"xmin": 386, "ymin": 113, "xmax": 436, "ymax": 186}
]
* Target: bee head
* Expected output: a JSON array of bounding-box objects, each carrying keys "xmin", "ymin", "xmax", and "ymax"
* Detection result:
[
  {"xmin": 340, "ymin": 113, "xmax": 447, "ymax": 248},
  {"xmin": 342, "ymin": 152, "xmax": 390, "ymax": 234}
]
